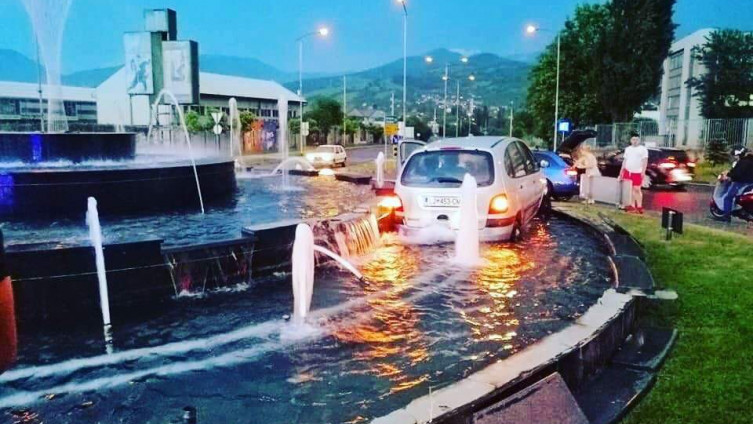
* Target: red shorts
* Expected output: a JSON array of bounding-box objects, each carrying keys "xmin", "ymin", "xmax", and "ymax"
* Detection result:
[{"xmin": 621, "ymin": 170, "xmax": 643, "ymax": 187}]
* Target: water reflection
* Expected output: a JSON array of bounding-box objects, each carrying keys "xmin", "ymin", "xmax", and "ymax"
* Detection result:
[{"xmin": 334, "ymin": 235, "xmax": 429, "ymax": 395}]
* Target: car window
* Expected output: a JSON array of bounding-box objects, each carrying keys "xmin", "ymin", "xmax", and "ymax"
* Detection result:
[
  {"xmin": 316, "ymin": 146, "xmax": 336, "ymax": 152},
  {"xmin": 504, "ymin": 144, "xmax": 527, "ymax": 178},
  {"xmin": 516, "ymin": 142, "xmax": 539, "ymax": 174},
  {"xmin": 401, "ymin": 150, "xmax": 494, "ymax": 187}
]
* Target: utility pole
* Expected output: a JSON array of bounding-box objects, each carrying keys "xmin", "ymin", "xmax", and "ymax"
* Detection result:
[
  {"xmin": 391, "ymin": 91, "xmax": 395, "ymax": 117},
  {"xmin": 342, "ymin": 75, "xmax": 347, "ymax": 144},
  {"xmin": 455, "ymin": 81, "xmax": 460, "ymax": 137}
]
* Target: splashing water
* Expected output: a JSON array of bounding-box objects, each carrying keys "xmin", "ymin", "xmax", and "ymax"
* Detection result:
[
  {"xmin": 291, "ymin": 224, "xmax": 315, "ymax": 323},
  {"xmin": 86, "ymin": 197, "xmax": 113, "ymax": 349},
  {"xmin": 22, "ymin": 0, "xmax": 72, "ymax": 132},
  {"xmin": 146, "ymin": 89, "xmax": 205, "ymax": 214},
  {"xmin": 455, "ymin": 173, "xmax": 481, "ymax": 265},
  {"xmin": 375, "ymin": 152, "xmax": 385, "ymax": 188},
  {"xmin": 228, "ymin": 98, "xmax": 242, "ymax": 158}
]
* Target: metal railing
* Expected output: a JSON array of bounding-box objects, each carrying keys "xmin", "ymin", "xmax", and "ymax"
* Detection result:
[{"xmin": 591, "ymin": 118, "xmax": 753, "ymax": 151}]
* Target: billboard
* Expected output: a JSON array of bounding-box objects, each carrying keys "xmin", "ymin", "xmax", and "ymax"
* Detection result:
[
  {"xmin": 162, "ymin": 41, "xmax": 199, "ymax": 104},
  {"xmin": 124, "ymin": 32, "xmax": 155, "ymax": 95}
]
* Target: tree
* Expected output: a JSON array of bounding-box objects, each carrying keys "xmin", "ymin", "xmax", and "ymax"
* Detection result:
[
  {"xmin": 288, "ymin": 118, "xmax": 300, "ymax": 135},
  {"xmin": 406, "ymin": 115, "xmax": 433, "ymax": 141},
  {"xmin": 239, "ymin": 111, "xmax": 257, "ymax": 132},
  {"xmin": 687, "ymin": 29, "xmax": 753, "ymax": 119},
  {"xmin": 597, "ymin": 0, "xmax": 676, "ymax": 122},
  {"xmin": 304, "ymin": 97, "xmax": 343, "ymax": 137},
  {"xmin": 184, "ymin": 110, "xmax": 202, "ymax": 134},
  {"xmin": 526, "ymin": 0, "xmax": 676, "ymax": 144}
]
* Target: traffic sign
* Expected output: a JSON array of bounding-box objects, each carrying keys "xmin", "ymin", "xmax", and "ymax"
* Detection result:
[
  {"xmin": 213, "ymin": 124, "xmax": 223, "ymax": 135},
  {"xmin": 385, "ymin": 123, "xmax": 399, "ymax": 137},
  {"xmin": 301, "ymin": 121, "xmax": 310, "ymax": 136},
  {"xmin": 385, "ymin": 115, "xmax": 398, "ymax": 124},
  {"xmin": 211, "ymin": 111, "xmax": 223, "ymax": 125},
  {"xmin": 557, "ymin": 119, "xmax": 571, "ymax": 133}
]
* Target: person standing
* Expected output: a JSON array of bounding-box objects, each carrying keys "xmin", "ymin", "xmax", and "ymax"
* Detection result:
[
  {"xmin": 717, "ymin": 148, "xmax": 753, "ymax": 222},
  {"xmin": 619, "ymin": 132, "xmax": 648, "ymax": 214},
  {"xmin": 574, "ymin": 144, "xmax": 601, "ymax": 204}
]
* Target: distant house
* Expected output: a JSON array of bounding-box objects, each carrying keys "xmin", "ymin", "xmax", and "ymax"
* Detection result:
[{"xmin": 347, "ymin": 107, "xmax": 386, "ymax": 126}]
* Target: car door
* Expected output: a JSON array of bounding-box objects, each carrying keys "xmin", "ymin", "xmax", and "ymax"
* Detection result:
[
  {"xmin": 503, "ymin": 142, "xmax": 529, "ymax": 220},
  {"xmin": 398, "ymin": 140, "xmax": 426, "ymax": 171},
  {"xmin": 516, "ymin": 141, "xmax": 543, "ymax": 222},
  {"xmin": 337, "ymin": 146, "xmax": 346, "ymax": 163}
]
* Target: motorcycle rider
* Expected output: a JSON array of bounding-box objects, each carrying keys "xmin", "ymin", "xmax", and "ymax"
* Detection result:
[{"xmin": 717, "ymin": 148, "xmax": 753, "ymax": 222}]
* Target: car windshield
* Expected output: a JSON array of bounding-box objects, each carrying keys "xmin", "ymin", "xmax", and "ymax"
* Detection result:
[
  {"xmin": 661, "ymin": 149, "xmax": 689, "ymax": 162},
  {"xmin": 401, "ymin": 150, "xmax": 494, "ymax": 187},
  {"xmin": 315, "ymin": 146, "xmax": 337, "ymax": 152}
]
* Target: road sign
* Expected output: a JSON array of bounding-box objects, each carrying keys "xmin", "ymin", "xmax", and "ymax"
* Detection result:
[
  {"xmin": 385, "ymin": 123, "xmax": 399, "ymax": 136},
  {"xmin": 557, "ymin": 119, "xmax": 571, "ymax": 133},
  {"xmin": 211, "ymin": 111, "xmax": 223, "ymax": 125},
  {"xmin": 213, "ymin": 124, "xmax": 223, "ymax": 135},
  {"xmin": 301, "ymin": 121, "xmax": 310, "ymax": 137},
  {"xmin": 385, "ymin": 115, "xmax": 398, "ymax": 124}
]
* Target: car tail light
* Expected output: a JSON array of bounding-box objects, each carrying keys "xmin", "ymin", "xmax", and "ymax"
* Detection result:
[
  {"xmin": 379, "ymin": 195, "xmax": 403, "ymax": 211},
  {"xmin": 489, "ymin": 194, "xmax": 509, "ymax": 213},
  {"xmin": 659, "ymin": 160, "xmax": 677, "ymax": 169},
  {"xmin": 565, "ymin": 167, "xmax": 578, "ymax": 177},
  {"xmin": 687, "ymin": 160, "xmax": 696, "ymax": 168}
]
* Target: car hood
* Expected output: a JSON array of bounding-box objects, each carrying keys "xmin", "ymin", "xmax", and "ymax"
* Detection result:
[{"xmin": 556, "ymin": 129, "xmax": 598, "ymax": 155}]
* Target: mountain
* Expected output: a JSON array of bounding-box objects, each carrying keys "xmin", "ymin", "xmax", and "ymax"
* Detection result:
[
  {"xmin": 198, "ymin": 54, "xmax": 296, "ymax": 83},
  {"xmin": 0, "ymin": 49, "xmax": 42, "ymax": 83},
  {"xmin": 289, "ymin": 48, "xmax": 531, "ymax": 114},
  {"xmin": 63, "ymin": 66, "xmax": 121, "ymax": 87}
]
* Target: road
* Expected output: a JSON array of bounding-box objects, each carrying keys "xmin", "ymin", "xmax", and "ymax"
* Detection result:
[
  {"xmin": 344, "ymin": 144, "xmax": 389, "ymax": 164},
  {"xmin": 632, "ymin": 184, "xmax": 750, "ymax": 234}
]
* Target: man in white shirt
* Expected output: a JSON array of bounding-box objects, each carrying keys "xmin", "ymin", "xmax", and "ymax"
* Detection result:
[{"xmin": 619, "ymin": 132, "xmax": 649, "ymax": 214}]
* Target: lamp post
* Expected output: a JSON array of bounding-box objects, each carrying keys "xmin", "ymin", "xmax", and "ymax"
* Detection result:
[
  {"xmin": 397, "ymin": 0, "xmax": 408, "ymax": 134},
  {"xmin": 425, "ymin": 55, "xmax": 469, "ymax": 138},
  {"xmin": 526, "ymin": 24, "xmax": 560, "ymax": 149},
  {"xmin": 297, "ymin": 26, "xmax": 329, "ymax": 152}
]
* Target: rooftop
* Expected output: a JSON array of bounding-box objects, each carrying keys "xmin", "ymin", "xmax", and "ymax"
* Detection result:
[{"xmin": 0, "ymin": 81, "xmax": 96, "ymax": 102}]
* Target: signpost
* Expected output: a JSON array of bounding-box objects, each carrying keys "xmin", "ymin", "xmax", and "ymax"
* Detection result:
[
  {"xmin": 661, "ymin": 207, "xmax": 683, "ymax": 241},
  {"xmin": 211, "ymin": 111, "xmax": 223, "ymax": 149}
]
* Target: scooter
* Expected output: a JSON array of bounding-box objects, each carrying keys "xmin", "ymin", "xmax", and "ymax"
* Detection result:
[{"xmin": 709, "ymin": 177, "xmax": 753, "ymax": 222}]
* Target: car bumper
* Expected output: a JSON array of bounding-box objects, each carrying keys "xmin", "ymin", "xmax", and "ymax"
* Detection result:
[{"xmin": 398, "ymin": 222, "xmax": 514, "ymax": 242}]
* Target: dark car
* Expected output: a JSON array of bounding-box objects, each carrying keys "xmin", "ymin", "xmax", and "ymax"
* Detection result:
[{"xmin": 598, "ymin": 147, "xmax": 695, "ymax": 188}]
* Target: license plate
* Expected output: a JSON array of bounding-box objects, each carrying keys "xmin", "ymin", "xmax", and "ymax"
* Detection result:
[{"xmin": 424, "ymin": 196, "xmax": 460, "ymax": 207}]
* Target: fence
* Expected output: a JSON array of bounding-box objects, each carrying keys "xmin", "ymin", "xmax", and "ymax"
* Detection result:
[{"xmin": 591, "ymin": 118, "xmax": 753, "ymax": 152}]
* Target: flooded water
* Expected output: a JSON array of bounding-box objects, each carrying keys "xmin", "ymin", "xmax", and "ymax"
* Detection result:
[
  {"xmin": 1, "ymin": 216, "xmax": 613, "ymax": 424},
  {"xmin": 1, "ymin": 175, "xmax": 374, "ymax": 249}
]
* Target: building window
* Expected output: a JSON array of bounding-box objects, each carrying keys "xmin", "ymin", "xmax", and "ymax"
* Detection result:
[
  {"xmin": 64, "ymin": 101, "xmax": 77, "ymax": 117},
  {"xmin": 669, "ymin": 50, "xmax": 684, "ymax": 70},
  {"xmin": 0, "ymin": 99, "xmax": 18, "ymax": 116}
]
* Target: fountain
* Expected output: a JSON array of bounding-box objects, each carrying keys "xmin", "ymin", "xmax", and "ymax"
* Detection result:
[
  {"xmin": 146, "ymin": 89, "xmax": 206, "ymax": 214},
  {"xmin": 291, "ymin": 223, "xmax": 364, "ymax": 323},
  {"xmin": 455, "ymin": 173, "xmax": 480, "ymax": 265},
  {"xmin": 228, "ymin": 98, "xmax": 242, "ymax": 158},
  {"xmin": 86, "ymin": 197, "xmax": 113, "ymax": 350},
  {"xmin": 375, "ymin": 152, "xmax": 385, "ymax": 188},
  {"xmin": 21, "ymin": 0, "xmax": 71, "ymax": 133}
]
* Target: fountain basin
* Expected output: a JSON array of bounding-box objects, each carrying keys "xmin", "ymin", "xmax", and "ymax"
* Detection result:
[
  {"xmin": 0, "ymin": 157, "xmax": 236, "ymax": 216},
  {"xmin": 0, "ymin": 132, "xmax": 136, "ymax": 163}
]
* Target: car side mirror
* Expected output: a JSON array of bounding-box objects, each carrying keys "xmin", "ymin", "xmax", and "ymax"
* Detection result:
[{"xmin": 539, "ymin": 159, "xmax": 550, "ymax": 168}]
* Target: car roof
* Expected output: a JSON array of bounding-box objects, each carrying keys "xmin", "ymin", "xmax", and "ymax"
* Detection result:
[{"xmin": 423, "ymin": 136, "xmax": 515, "ymax": 151}]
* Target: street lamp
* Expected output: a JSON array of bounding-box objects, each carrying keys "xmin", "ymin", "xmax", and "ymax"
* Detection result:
[
  {"xmin": 425, "ymin": 55, "xmax": 470, "ymax": 138},
  {"xmin": 297, "ymin": 26, "xmax": 330, "ymax": 152},
  {"xmin": 526, "ymin": 24, "xmax": 561, "ymax": 150},
  {"xmin": 397, "ymin": 0, "xmax": 408, "ymax": 134}
]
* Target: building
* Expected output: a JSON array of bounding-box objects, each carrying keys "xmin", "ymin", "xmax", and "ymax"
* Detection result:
[
  {"xmin": 0, "ymin": 81, "xmax": 97, "ymax": 131},
  {"xmin": 96, "ymin": 68, "xmax": 304, "ymax": 127},
  {"xmin": 658, "ymin": 28, "xmax": 714, "ymax": 147}
]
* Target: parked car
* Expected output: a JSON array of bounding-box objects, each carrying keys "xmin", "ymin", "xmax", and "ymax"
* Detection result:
[
  {"xmin": 305, "ymin": 144, "xmax": 347, "ymax": 167},
  {"xmin": 390, "ymin": 137, "xmax": 546, "ymax": 241},
  {"xmin": 533, "ymin": 150, "xmax": 579, "ymax": 200},
  {"xmin": 532, "ymin": 129, "xmax": 598, "ymax": 201},
  {"xmin": 598, "ymin": 147, "xmax": 695, "ymax": 188}
]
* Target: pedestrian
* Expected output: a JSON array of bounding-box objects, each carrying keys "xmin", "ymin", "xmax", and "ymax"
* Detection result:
[
  {"xmin": 619, "ymin": 132, "xmax": 648, "ymax": 214},
  {"xmin": 574, "ymin": 144, "xmax": 600, "ymax": 204},
  {"xmin": 716, "ymin": 148, "xmax": 753, "ymax": 222}
]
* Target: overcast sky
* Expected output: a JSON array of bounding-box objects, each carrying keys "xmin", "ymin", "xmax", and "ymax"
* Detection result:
[{"xmin": 1, "ymin": 0, "xmax": 751, "ymax": 74}]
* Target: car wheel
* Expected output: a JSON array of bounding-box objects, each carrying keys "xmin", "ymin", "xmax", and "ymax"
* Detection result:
[{"xmin": 509, "ymin": 215, "xmax": 523, "ymax": 242}]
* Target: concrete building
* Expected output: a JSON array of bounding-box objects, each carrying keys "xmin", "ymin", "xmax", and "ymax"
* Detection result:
[
  {"xmin": 658, "ymin": 28, "xmax": 714, "ymax": 147},
  {"xmin": 0, "ymin": 81, "xmax": 97, "ymax": 130},
  {"xmin": 96, "ymin": 68, "xmax": 304, "ymax": 127}
]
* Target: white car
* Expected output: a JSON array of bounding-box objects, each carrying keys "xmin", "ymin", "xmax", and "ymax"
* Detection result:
[
  {"xmin": 305, "ymin": 145, "xmax": 347, "ymax": 167},
  {"xmin": 392, "ymin": 137, "xmax": 546, "ymax": 241}
]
